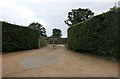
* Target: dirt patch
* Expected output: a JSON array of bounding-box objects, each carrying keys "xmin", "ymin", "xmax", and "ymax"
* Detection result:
[
  {"xmin": 20, "ymin": 55, "xmax": 58, "ymax": 69},
  {"xmin": 2, "ymin": 45, "xmax": 118, "ymax": 77}
]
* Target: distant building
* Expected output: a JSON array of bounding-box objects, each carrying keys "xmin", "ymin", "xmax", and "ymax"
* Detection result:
[{"xmin": 118, "ymin": 1, "xmax": 120, "ymax": 7}]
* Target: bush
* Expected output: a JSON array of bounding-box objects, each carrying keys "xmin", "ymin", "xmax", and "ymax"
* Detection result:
[
  {"xmin": 67, "ymin": 8, "xmax": 119, "ymax": 60},
  {"xmin": 2, "ymin": 22, "xmax": 40, "ymax": 52},
  {"xmin": 39, "ymin": 37, "xmax": 48, "ymax": 48}
]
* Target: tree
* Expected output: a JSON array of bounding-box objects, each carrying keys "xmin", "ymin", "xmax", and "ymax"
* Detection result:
[
  {"xmin": 51, "ymin": 28, "xmax": 62, "ymax": 46},
  {"xmin": 109, "ymin": 6, "xmax": 118, "ymax": 11},
  {"xmin": 28, "ymin": 22, "xmax": 47, "ymax": 37},
  {"xmin": 64, "ymin": 8, "xmax": 94, "ymax": 26},
  {"xmin": 29, "ymin": 22, "xmax": 42, "ymax": 30},
  {"xmin": 52, "ymin": 28, "xmax": 62, "ymax": 38},
  {"xmin": 41, "ymin": 27, "xmax": 47, "ymax": 37}
]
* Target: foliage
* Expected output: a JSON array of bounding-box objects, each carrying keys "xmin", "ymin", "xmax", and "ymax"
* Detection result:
[
  {"xmin": 28, "ymin": 22, "xmax": 47, "ymax": 37},
  {"xmin": 67, "ymin": 8, "xmax": 119, "ymax": 60},
  {"xmin": 39, "ymin": 37, "xmax": 48, "ymax": 48},
  {"xmin": 29, "ymin": 22, "xmax": 42, "ymax": 30},
  {"xmin": 109, "ymin": 6, "xmax": 118, "ymax": 11},
  {"xmin": 65, "ymin": 8, "xmax": 94, "ymax": 26},
  {"xmin": 2, "ymin": 22, "xmax": 40, "ymax": 52},
  {"xmin": 61, "ymin": 38, "xmax": 67, "ymax": 44},
  {"xmin": 52, "ymin": 28, "xmax": 62, "ymax": 38},
  {"xmin": 41, "ymin": 27, "xmax": 47, "ymax": 37}
]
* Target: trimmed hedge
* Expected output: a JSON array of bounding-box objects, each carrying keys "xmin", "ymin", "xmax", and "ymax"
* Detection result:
[
  {"xmin": 68, "ymin": 8, "xmax": 119, "ymax": 60},
  {"xmin": 2, "ymin": 22, "xmax": 40, "ymax": 52},
  {"xmin": 39, "ymin": 37, "xmax": 48, "ymax": 47},
  {"xmin": 48, "ymin": 38, "xmax": 67, "ymax": 45}
]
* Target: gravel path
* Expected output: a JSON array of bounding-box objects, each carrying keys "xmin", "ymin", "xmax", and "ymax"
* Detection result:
[{"xmin": 2, "ymin": 45, "xmax": 118, "ymax": 77}]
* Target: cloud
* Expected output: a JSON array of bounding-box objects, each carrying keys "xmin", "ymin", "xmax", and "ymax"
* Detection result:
[
  {"xmin": 0, "ymin": 0, "xmax": 46, "ymax": 26},
  {"xmin": 0, "ymin": 0, "xmax": 118, "ymax": 37},
  {"xmin": 15, "ymin": 0, "xmax": 119, "ymax": 2}
]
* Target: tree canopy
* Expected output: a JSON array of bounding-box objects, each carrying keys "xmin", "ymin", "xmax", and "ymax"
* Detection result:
[
  {"xmin": 109, "ymin": 6, "xmax": 118, "ymax": 11},
  {"xmin": 29, "ymin": 22, "xmax": 42, "ymax": 30},
  {"xmin": 52, "ymin": 28, "xmax": 62, "ymax": 38},
  {"xmin": 28, "ymin": 22, "xmax": 47, "ymax": 37},
  {"xmin": 41, "ymin": 27, "xmax": 47, "ymax": 37},
  {"xmin": 64, "ymin": 8, "xmax": 94, "ymax": 26}
]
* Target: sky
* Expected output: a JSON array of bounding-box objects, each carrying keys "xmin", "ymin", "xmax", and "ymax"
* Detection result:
[{"xmin": 0, "ymin": 0, "xmax": 119, "ymax": 37}]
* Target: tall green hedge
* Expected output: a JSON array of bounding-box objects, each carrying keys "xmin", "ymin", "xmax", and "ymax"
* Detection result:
[
  {"xmin": 68, "ymin": 8, "xmax": 119, "ymax": 59},
  {"xmin": 38, "ymin": 37, "xmax": 48, "ymax": 48},
  {"xmin": 2, "ymin": 22, "xmax": 40, "ymax": 52}
]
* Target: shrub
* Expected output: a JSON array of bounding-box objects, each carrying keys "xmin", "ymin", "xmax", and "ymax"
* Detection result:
[
  {"xmin": 67, "ymin": 8, "xmax": 119, "ymax": 60},
  {"xmin": 38, "ymin": 37, "xmax": 48, "ymax": 48},
  {"xmin": 2, "ymin": 22, "xmax": 40, "ymax": 52}
]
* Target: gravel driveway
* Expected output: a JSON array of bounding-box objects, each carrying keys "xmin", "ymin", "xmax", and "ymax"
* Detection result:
[{"xmin": 2, "ymin": 45, "xmax": 118, "ymax": 77}]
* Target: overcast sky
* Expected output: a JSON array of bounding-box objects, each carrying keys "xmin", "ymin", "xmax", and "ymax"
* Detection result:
[{"xmin": 0, "ymin": 0, "xmax": 119, "ymax": 37}]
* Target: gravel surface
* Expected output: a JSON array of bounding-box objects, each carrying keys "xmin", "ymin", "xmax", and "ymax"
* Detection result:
[
  {"xmin": 2, "ymin": 45, "xmax": 118, "ymax": 77},
  {"xmin": 21, "ymin": 55, "xmax": 58, "ymax": 69}
]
